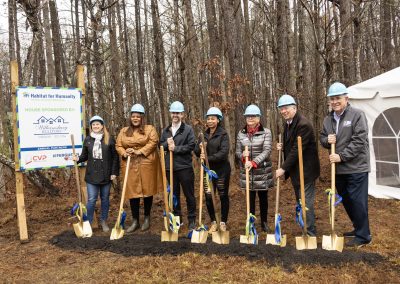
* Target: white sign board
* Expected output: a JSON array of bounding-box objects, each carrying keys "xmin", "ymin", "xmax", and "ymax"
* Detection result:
[{"xmin": 16, "ymin": 87, "xmax": 83, "ymax": 171}]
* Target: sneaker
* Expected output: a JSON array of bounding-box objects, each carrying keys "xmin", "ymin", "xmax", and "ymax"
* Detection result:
[
  {"xmin": 219, "ymin": 222, "xmax": 227, "ymax": 232},
  {"xmin": 100, "ymin": 220, "xmax": 110, "ymax": 232},
  {"xmin": 209, "ymin": 221, "xmax": 217, "ymax": 233},
  {"xmin": 345, "ymin": 238, "xmax": 371, "ymax": 248},
  {"xmin": 343, "ymin": 230, "xmax": 356, "ymax": 237}
]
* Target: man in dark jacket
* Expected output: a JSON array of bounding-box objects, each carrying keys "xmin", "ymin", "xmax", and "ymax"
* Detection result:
[
  {"xmin": 320, "ymin": 82, "xmax": 371, "ymax": 248},
  {"xmin": 160, "ymin": 101, "xmax": 196, "ymax": 230},
  {"xmin": 275, "ymin": 94, "xmax": 320, "ymax": 236}
]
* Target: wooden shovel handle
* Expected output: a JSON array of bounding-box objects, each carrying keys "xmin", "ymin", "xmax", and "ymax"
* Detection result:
[
  {"xmin": 169, "ymin": 150, "xmax": 173, "ymax": 212},
  {"xmin": 297, "ymin": 136, "xmax": 307, "ymax": 235},
  {"xmin": 199, "ymin": 132, "xmax": 220, "ymax": 224},
  {"xmin": 198, "ymin": 145, "xmax": 205, "ymax": 224},
  {"xmin": 275, "ymin": 134, "xmax": 282, "ymax": 215},
  {"xmin": 245, "ymin": 145, "xmax": 250, "ymax": 217},
  {"xmin": 70, "ymin": 134, "xmax": 83, "ymax": 219},
  {"xmin": 160, "ymin": 146, "xmax": 169, "ymax": 215},
  {"xmin": 116, "ymin": 155, "xmax": 131, "ymax": 225},
  {"xmin": 331, "ymin": 143, "xmax": 336, "ymax": 233}
]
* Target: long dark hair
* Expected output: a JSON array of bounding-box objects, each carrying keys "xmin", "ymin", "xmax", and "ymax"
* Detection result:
[{"xmin": 125, "ymin": 113, "xmax": 145, "ymax": 137}]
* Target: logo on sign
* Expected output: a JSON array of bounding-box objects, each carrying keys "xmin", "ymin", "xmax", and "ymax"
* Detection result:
[{"xmin": 25, "ymin": 155, "xmax": 47, "ymax": 165}]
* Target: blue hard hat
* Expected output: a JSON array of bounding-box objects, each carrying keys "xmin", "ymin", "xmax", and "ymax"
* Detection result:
[
  {"xmin": 206, "ymin": 107, "xmax": 223, "ymax": 120},
  {"xmin": 89, "ymin": 115, "xmax": 104, "ymax": 125},
  {"xmin": 244, "ymin": 104, "xmax": 261, "ymax": 116},
  {"xmin": 130, "ymin": 103, "xmax": 145, "ymax": 114},
  {"xmin": 277, "ymin": 94, "xmax": 296, "ymax": 108},
  {"xmin": 169, "ymin": 101, "xmax": 185, "ymax": 113},
  {"xmin": 327, "ymin": 82, "xmax": 348, "ymax": 97}
]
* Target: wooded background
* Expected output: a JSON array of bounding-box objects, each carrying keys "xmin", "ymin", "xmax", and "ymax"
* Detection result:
[{"xmin": 0, "ymin": 0, "xmax": 399, "ymax": 196}]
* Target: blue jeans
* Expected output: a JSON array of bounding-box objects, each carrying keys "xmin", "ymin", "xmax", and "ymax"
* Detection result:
[{"xmin": 86, "ymin": 182, "xmax": 111, "ymax": 223}]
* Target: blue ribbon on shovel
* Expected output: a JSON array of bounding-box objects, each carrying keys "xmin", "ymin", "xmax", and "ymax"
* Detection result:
[
  {"xmin": 275, "ymin": 214, "xmax": 282, "ymax": 243},
  {"xmin": 202, "ymin": 164, "xmax": 219, "ymax": 181},
  {"xmin": 120, "ymin": 211, "xmax": 127, "ymax": 229},
  {"xmin": 187, "ymin": 224, "xmax": 208, "ymax": 238},
  {"xmin": 245, "ymin": 213, "xmax": 258, "ymax": 244},
  {"xmin": 167, "ymin": 185, "xmax": 178, "ymax": 207},
  {"xmin": 295, "ymin": 202, "xmax": 305, "ymax": 229}
]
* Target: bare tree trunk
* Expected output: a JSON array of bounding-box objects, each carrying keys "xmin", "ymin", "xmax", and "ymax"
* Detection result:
[
  {"xmin": 43, "ymin": 0, "xmax": 56, "ymax": 86},
  {"xmin": 150, "ymin": 0, "xmax": 168, "ymax": 128},
  {"xmin": 135, "ymin": 0, "xmax": 149, "ymax": 120},
  {"xmin": 49, "ymin": 0, "xmax": 63, "ymax": 86},
  {"xmin": 339, "ymin": 0, "xmax": 355, "ymax": 85},
  {"xmin": 107, "ymin": 0, "xmax": 124, "ymax": 131},
  {"xmin": 381, "ymin": 0, "xmax": 394, "ymax": 72},
  {"xmin": 242, "ymin": 0, "xmax": 254, "ymax": 99}
]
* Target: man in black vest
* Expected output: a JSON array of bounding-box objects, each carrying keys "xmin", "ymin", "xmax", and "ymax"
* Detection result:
[{"xmin": 275, "ymin": 94, "xmax": 320, "ymax": 236}]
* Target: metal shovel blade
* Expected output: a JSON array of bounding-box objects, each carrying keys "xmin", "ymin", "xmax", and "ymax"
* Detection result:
[
  {"xmin": 266, "ymin": 233, "xmax": 287, "ymax": 247},
  {"xmin": 295, "ymin": 235, "xmax": 317, "ymax": 250},
  {"xmin": 212, "ymin": 231, "xmax": 230, "ymax": 245},
  {"xmin": 161, "ymin": 231, "xmax": 179, "ymax": 242},
  {"xmin": 240, "ymin": 234, "xmax": 258, "ymax": 245},
  {"xmin": 191, "ymin": 230, "xmax": 208, "ymax": 243},
  {"xmin": 322, "ymin": 234, "xmax": 344, "ymax": 252},
  {"xmin": 73, "ymin": 222, "xmax": 84, "ymax": 238},
  {"xmin": 81, "ymin": 220, "xmax": 93, "ymax": 238},
  {"xmin": 110, "ymin": 226, "xmax": 124, "ymax": 240}
]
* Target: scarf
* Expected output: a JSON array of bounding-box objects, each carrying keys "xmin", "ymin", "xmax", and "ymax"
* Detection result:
[
  {"xmin": 90, "ymin": 132, "xmax": 103, "ymax": 159},
  {"xmin": 247, "ymin": 123, "xmax": 260, "ymax": 138}
]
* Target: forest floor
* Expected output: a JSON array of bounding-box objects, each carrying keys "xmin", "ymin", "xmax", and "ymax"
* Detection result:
[{"xmin": 1, "ymin": 150, "xmax": 400, "ymax": 283}]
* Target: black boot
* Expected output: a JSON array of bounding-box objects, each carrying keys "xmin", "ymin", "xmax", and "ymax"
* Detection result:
[
  {"xmin": 141, "ymin": 216, "xmax": 150, "ymax": 231},
  {"xmin": 262, "ymin": 222, "xmax": 270, "ymax": 233},
  {"xmin": 188, "ymin": 219, "xmax": 196, "ymax": 231},
  {"xmin": 127, "ymin": 219, "xmax": 140, "ymax": 233}
]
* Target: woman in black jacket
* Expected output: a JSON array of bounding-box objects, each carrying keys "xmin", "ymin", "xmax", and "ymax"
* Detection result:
[
  {"xmin": 73, "ymin": 116, "xmax": 119, "ymax": 232},
  {"xmin": 194, "ymin": 107, "xmax": 231, "ymax": 232}
]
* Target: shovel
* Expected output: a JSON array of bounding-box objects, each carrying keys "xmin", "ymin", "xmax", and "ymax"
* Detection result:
[
  {"xmin": 199, "ymin": 132, "xmax": 229, "ymax": 244},
  {"xmin": 322, "ymin": 143, "xmax": 344, "ymax": 252},
  {"xmin": 190, "ymin": 144, "xmax": 208, "ymax": 243},
  {"xmin": 110, "ymin": 155, "xmax": 130, "ymax": 240},
  {"xmin": 240, "ymin": 146, "xmax": 258, "ymax": 245},
  {"xmin": 266, "ymin": 134, "xmax": 287, "ymax": 247},
  {"xmin": 71, "ymin": 134, "xmax": 92, "ymax": 238},
  {"xmin": 160, "ymin": 146, "xmax": 179, "ymax": 242},
  {"xmin": 295, "ymin": 136, "xmax": 317, "ymax": 250}
]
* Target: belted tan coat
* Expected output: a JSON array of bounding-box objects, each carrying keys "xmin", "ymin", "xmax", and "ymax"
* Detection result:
[{"xmin": 116, "ymin": 125, "xmax": 163, "ymax": 199}]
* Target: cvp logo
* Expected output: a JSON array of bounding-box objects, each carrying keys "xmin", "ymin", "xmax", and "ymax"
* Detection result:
[
  {"xmin": 25, "ymin": 155, "xmax": 47, "ymax": 165},
  {"xmin": 33, "ymin": 155, "xmax": 47, "ymax": 161}
]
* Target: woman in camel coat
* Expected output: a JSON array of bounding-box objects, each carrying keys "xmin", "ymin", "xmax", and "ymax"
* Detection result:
[{"xmin": 116, "ymin": 104, "xmax": 162, "ymax": 232}]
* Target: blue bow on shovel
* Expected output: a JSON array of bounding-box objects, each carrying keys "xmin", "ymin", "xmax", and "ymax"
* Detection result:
[
  {"xmin": 295, "ymin": 202, "xmax": 306, "ymax": 229},
  {"xmin": 275, "ymin": 214, "xmax": 283, "ymax": 243},
  {"xmin": 245, "ymin": 213, "xmax": 258, "ymax": 244}
]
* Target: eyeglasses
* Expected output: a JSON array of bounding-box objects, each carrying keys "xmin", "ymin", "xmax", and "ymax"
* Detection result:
[{"xmin": 245, "ymin": 115, "xmax": 257, "ymax": 119}]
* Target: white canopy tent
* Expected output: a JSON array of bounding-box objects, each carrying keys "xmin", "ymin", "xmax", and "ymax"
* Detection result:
[{"xmin": 348, "ymin": 67, "xmax": 400, "ymax": 199}]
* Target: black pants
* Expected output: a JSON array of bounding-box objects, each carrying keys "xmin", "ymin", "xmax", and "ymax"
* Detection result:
[
  {"xmin": 336, "ymin": 172, "xmax": 371, "ymax": 242},
  {"xmin": 250, "ymin": 190, "xmax": 268, "ymax": 224},
  {"xmin": 204, "ymin": 174, "xmax": 230, "ymax": 223},
  {"xmin": 129, "ymin": 196, "xmax": 153, "ymax": 220},
  {"xmin": 166, "ymin": 168, "xmax": 196, "ymax": 222}
]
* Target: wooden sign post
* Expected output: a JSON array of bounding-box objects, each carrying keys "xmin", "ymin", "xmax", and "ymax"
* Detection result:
[{"xmin": 11, "ymin": 61, "xmax": 29, "ymax": 242}]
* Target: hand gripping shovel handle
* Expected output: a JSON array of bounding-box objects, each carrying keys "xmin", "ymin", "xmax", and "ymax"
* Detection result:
[
  {"xmin": 71, "ymin": 134, "xmax": 83, "ymax": 222},
  {"xmin": 297, "ymin": 136, "xmax": 308, "ymax": 236},
  {"xmin": 199, "ymin": 132, "xmax": 220, "ymax": 225},
  {"xmin": 331, "ymin": 143, "xmax": 336, "ymax": 234}
]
